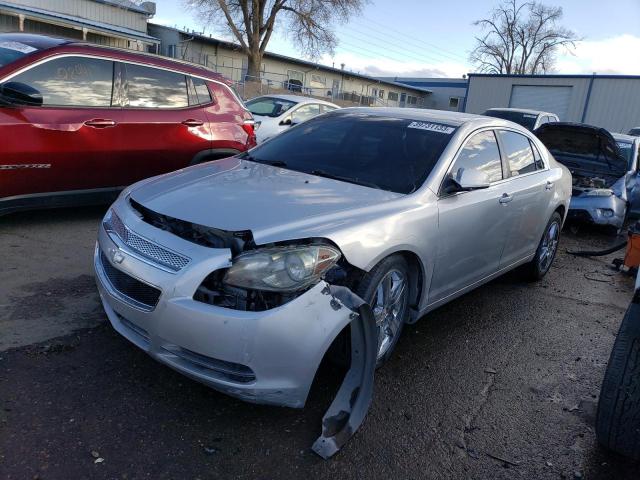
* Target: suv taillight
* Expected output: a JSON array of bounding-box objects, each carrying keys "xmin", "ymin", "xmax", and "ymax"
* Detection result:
[{"xmin": 242, "ymin": 120, "xmax": 257, "ymax": 148}]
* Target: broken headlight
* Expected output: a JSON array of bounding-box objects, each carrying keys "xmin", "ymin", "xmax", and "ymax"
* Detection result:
[
  {"xmin": 224, "ymin": 245, "xmax": 341, "ymax": 292},
  {"xmin": 584, "ymin": 188, "xmax": 614, "ymax": 197}
]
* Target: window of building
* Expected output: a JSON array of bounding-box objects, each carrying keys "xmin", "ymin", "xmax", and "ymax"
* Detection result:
[
  {"xmin": 450, "ymin": 130, "xmax": 503, "ymax": 184},
  {"xmin": 449, "ymin": 97, "xmax": 460, "ymax": 109},
  {"xmin": 287, "ymin": 69, "xmax": 304, "ymax": 83},
  {"xmin": 7, "ymin": 56, "xmax": 115, "ymax": 107},
  {"xmin": 167, "ymin": 45, "xmax": 177, "ymax": 58},
  {"xmin": 123, "ymin": 63, "xmax": 188, "ymax": 108},
  {"xmin": 497, "ymin": 130, "xmax": 538, "ymax": 176},
  {"xmin": 407, "ymin": 95, "xmax": 417, "ymax": 105},
  {"xmin": 310, "ymin": 74, "xmax": 326, "ymax": 88},
  {"xmin": 378, "ymin": 89, "xmax": 384, "ymax": 99},
  {"xmin": 388, "ymin": 91, "xmax": 399, "ymax": 101}
]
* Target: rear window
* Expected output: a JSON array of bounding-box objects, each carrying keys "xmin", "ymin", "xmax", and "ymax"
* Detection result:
[
  {"xmin": 244, "ymin": 113, "xmax": 457, "ymax": 194},
  {"xmin": 484, "ymin": 110, "xmax": 537, "ymax": 130}
]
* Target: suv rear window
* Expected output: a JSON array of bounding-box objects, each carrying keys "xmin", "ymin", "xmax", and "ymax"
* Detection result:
[
  {"xmin": 244, "ymin": 113, "xmax": 457, "ymax": 194},
  {"xmin": 484, "ymin": 110, "xmax": 537, "ymax": 130}
]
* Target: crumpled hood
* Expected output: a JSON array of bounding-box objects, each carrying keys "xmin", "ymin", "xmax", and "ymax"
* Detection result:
[
  {"xmin": 129, "ymin": 157, "xmax": 404, "ymax": 242},
  {"xmin": 535, "ymin": 123, "xmax": 627, "ymax": 180}
]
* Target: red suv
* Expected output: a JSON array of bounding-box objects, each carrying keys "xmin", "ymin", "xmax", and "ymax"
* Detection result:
[{"xmin": 0, "ymin": 33, "xmax": 256, "ymax": 215}]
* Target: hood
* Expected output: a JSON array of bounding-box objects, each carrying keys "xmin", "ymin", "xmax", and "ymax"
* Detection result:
[
  {"xmin": 535, "ymin": 123, "xmax": 627, "ymax": 179},
  {"xmin": 129, "ymin": 157, "xmax": 404, "ymax": 243}
]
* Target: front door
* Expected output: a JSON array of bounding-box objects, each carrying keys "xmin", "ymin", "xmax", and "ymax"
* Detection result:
[
  {"xmin": 430, "ymin": 130, "xmax": 511, "ymax": 303},
  {"xmin": 0, "ymin": 55, "xmax": 118, "ymax": 198}
]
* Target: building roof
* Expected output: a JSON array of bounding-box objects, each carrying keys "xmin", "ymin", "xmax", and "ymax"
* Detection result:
[
  {"xmin": 377, "ymin": 77, "xmax": 467, "ymax": 89},
  {"xmin": 148, "ymin": 23, "xmax": 430, "ymax": 95},
  {"xmin": 93, "ymin": 0, "xmax": 155, "ymax": 15},
  {"xmin": 468, "ymin": 72, "xmax": 640, "ymax": 80},
  {"xmin": 0, "ymin": 1, "xmax": 159, "ymax": 43}
]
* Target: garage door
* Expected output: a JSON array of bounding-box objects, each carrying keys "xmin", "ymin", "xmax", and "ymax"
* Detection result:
[{"xmin": 509, "ymin": 85, "xmax": 572, "ymax": 120}]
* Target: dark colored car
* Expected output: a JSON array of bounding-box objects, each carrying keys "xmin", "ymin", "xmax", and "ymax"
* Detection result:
[{"xmin": 0, "ymin": 33, "xmax": 256, "ymax": 215}]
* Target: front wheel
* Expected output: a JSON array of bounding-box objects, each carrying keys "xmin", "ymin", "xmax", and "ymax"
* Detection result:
[
  {"xmin": 522, "ymin": 212, "xmax": 562, "ymax": 281},
  {"xmin": 354, "ymin": 255, "xmax": 410, "ymax": 367}
]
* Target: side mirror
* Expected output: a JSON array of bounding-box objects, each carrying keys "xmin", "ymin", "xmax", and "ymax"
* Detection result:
[
  {"xmin": 447, "ymin": 168, "xmax": 490, "ymax": 193},
  {"xmin": 279, "ymin": 117, "xmax": 292, "ymax": 126},
  {"xmin": 0, "ymin": 82, "xmax": 43, "ymax": 106}
]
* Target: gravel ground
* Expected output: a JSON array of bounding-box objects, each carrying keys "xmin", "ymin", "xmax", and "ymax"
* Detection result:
[{"xmin": 0, "ymin": 207, "xmax": 639, "ymax": 479}]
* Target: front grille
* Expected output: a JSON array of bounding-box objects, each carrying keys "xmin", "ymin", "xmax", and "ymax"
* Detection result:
[
  {"xmin": 161, "ymin": 344, "xmax": 256, "ymax": 383},
  {"xmin": 104, "ymin": 210, "xmax": 190, "ymax": 272},
  {"xmin": 100, "ymin": 250, "xmax": 161, "ymax": 311}
]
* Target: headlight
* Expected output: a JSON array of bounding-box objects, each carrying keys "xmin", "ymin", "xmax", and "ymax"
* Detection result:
[
  {"xmin": 223, "ymin": 245, "xmax": 341, "ymax": 292},
  {"xmin": 584, "ymin": 188, "xmax": 613, "ymax": 197}
]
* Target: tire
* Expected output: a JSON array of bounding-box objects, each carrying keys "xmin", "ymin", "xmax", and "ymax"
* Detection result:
[
  {"xmin": 522, "ymin": 212, "xmax": 562, "ymax": 281},
  {"xmin": 596, "ymin": 300, "xmax": 640, "ymax": 460}
]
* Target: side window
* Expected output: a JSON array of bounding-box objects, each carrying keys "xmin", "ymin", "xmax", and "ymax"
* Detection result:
[
  {"xmin": 7, "ymin": 56, "xmax": 114, "ymax": 107},
  {"xmin": 123, "ymin": 63, "xmax": 188, "ymax": 108},
  {"xmin": 291, "ymin": 104, "xmax": 321, "ymax": 123},
  {"xmin": 192, "ymin": 77, "xmax": 212, "ymax": 104},
  {"xmin": 497, "ymin": 130, "xmax": 537, "ymax": 176},
  {"xmin": 450, "ymin": 130, "xmax": 503, "ymax": 184},
  {"xmin": 320, "ymin": 104, "xmax": 337, "ymax": 113},
  {"xmin": 530, "ymin": 140, "xmax": 545, "ymax": 169}
]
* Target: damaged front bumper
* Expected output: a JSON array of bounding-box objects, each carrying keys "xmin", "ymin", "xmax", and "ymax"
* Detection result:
[
  {"xmin": 568, "ymin": 193, "xmax": 626, "ymax": 229},
  {"xmin": 94, "ymin": 204, "xmax": 374, "ymax": 413}
]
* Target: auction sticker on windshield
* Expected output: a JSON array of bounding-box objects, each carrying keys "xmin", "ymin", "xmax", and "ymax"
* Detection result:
[
  {"xmin": 0, "ymin": 41, "xmax": 37, "ymax": 54},
  {"xmin": 407, "ymin": 121, "xmax": 455, "ymax": 134}
]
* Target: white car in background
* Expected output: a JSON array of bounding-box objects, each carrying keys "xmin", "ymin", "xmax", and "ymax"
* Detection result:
[{"xmin": 245, "ymin": 94, "xmax": 339, "ymax": 143}]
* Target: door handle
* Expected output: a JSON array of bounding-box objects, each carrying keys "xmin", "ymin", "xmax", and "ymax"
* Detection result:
[
  {"xmin": 182, "ymin": 119, "xmax": 204, "ymax": 127},
  {"xmin": 499, "ymin": 193, "xmax": 514, "ymax": 204},
  {"xmin": 84, "ymin": 119, "xmax": 116, "ymax": 128},
  {"xmin": 545, "ymin": 181, "xmax": 554, "ymax": 190}
]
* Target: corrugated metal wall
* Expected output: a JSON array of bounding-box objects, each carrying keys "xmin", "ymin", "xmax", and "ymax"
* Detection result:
[
  {"xmin": 465, "ymin": 75, "xmax": 640, "ymax": 133},
  {"xmin": 0, "ymin": 12, "xmax": 18, "ymax": 31}
]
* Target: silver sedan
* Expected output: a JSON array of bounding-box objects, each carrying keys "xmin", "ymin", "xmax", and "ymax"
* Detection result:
[{"xmin": 95, "ymin": 108, "xmax": 571, "ymax": 408}]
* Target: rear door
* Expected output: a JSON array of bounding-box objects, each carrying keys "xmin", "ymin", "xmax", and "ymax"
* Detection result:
[
  {"xmin": 431, "ymin": 129, "xmax": 511, "ymax": 303},
  {"xmin": 0, "ymin": 55, "xmax": 118, "ymax": 198},
  {"xmin": 496, "ymin": 130, "xmax": 553, "ymax": 267},
  {"xmin": 105, "ymin": 62, "xmax": 213, "ymax": 187}
]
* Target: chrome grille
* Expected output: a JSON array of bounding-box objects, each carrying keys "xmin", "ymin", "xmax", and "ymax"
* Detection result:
[
  {"xmin": 99, "ymin": 250, "xmax": 161, "ymax": 311},
  {"xmin": 104, "ymin": 210, "xmax": 190, "ymax": 272}
]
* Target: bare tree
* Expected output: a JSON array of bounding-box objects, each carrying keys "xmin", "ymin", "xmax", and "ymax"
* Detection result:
[
  {"xmin": 188, "ymin": 0, "xmax": 366, "ymax": 80},
  {"xmin": 470, "ymin": 0, "xmax": 579, "ymax": 74}
]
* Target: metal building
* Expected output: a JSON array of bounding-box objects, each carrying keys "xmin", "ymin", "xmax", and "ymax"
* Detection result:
[
  {"xmin": 463, "ymin": 73, "xmax": 640, "ymax": 133},
  {"xmin": 0, "ymin": 0, "xmax": 158, "ymax": 51},
  {"xmin": 377, "ymin": 77, "xmax": 468, "ymax": 111}
]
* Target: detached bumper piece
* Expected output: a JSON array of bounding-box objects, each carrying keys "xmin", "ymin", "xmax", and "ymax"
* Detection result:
[{"xmin": 312, "ymin": 286, "xmax": 377, "ymax": 460}]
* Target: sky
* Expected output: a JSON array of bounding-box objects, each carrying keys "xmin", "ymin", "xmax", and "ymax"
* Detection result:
[{"xmin": 151, "ymin": 0, "xmax": 640, "ymax": 78}]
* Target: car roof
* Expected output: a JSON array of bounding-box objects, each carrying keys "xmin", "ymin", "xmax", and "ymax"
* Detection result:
[
  {"xmin": 612, "ymin": 132, "xmax": 638, "ymax": 143},
  {"xmin": 0, "ymin": 33, "xmax": 71, "ymax": 50},
  {"xmin": 334, "ymin": 107, "xmax": 508, "ymax": 128},
  {"xmin": 0, "ymin": 33, "xmax": 229, "ymax": 83},
  {"xmin": 251, "ymin": 94, "xmax": 339, "ymax": 106},
  {"xmin": 486, "ymin": 107, "xmax": 556, "ymax": 116}
]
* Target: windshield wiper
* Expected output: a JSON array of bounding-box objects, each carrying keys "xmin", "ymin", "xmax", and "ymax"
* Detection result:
[
  {"xmin": 242, "ymin": 154, "xmax": 287, "ymax": 168},
  {"xmin": 310, "ymin": 169, "xmax": 381, "ymax": 190}
]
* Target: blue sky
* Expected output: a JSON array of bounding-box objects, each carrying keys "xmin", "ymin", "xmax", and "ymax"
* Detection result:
[{"xmin": 152, "ymin": 0, "xmax": 640, "ymax": 77}]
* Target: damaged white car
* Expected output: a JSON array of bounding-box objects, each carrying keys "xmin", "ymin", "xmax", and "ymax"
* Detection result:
[
  {"xmin": 536, "ymin": 123, "xmax": 634, "ymax": 231},
  {"xmin": 95, "ymin": 108, "xmax": 570, "ymax": 423}
]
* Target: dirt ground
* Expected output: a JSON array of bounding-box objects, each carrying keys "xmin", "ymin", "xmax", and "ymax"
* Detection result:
[{"xmin": 1, "ymin": 207, "xmax": 639, "ymax": 479}]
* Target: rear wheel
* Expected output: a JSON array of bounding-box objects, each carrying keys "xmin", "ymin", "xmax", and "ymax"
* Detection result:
[{"xmin": 522, "ymin": 212, "xmax": 562, "ymax": 281}]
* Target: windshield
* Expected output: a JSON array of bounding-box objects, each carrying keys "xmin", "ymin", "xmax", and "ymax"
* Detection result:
[
  {"xmin": 245, "ymin": 97, "xmax": 297, "ymax": 117},
  {"xmin": 616, "ymin": 141, "xmax": 635, "ymax": 169},
  {"xmin": 484, "ymin": 110, "xmax": 537, "ymax": 130},
  {"xmin": 0, "ymin": 41, "xmax": 38, "ymax": 68},
  {"xmin": 243, "ymin": 113, "xmax": 457, "ymax": 194}
]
